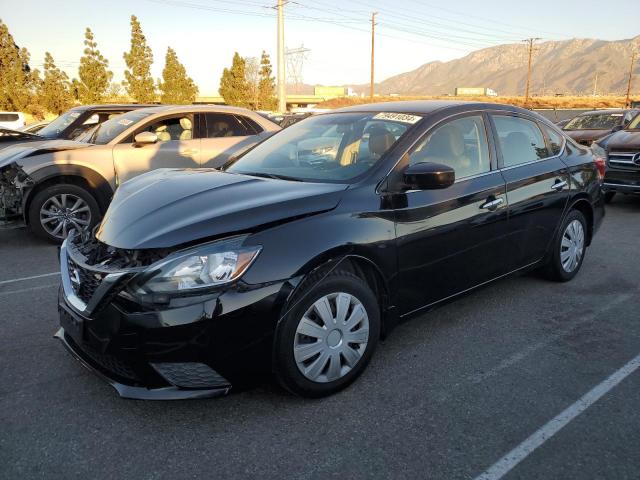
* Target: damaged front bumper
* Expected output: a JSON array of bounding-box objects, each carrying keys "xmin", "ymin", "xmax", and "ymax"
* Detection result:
[
  {"xmin": 0, "ymin": 162, "xmax": 32, "ymax": 222},
  {"xmin": 56, "ymin": 234, "xmax": 295, "ymax": 400}
]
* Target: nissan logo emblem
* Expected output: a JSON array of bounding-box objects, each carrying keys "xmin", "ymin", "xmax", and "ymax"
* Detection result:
[{"xmin": 634, "ymin": 153, "xmax": 640, "ymax": 166}]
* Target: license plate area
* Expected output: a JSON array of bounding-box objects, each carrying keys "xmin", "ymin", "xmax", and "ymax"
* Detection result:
[{"xmin": 59, "ymin": 306, "xmax": 85, "ymax": 344}]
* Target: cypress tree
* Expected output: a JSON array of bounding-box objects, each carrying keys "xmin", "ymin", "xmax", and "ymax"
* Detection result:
[
  {"xmin": 257, "ymin": 51, "xmax": 277, "ymax": 110},
  {"xmin": 77, "ymin": 27, "xmax": 112, "ymax": 104},
  {"xmin": 39, "ymin": 52, "xmax": 74, "ymax": 114},
  {"xmin": 123, "ymin": 15, "xmax": 155, "ymax": 103},
  {"xmin": 0, "ymin": 19, "xmax": 36, "ymax": 111},
  {"xmin": 158, "ymin": 47, "xmax": 198, "ymax": 104},
  {"xmin": 219, "ymin": 52, "xmax": 250, "ymax": 108}
]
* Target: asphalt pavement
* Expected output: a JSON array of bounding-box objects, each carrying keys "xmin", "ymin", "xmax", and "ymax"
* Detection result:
[{"xmin": 1, "ymin": 196, "xmax": 639, "ymax": 480}]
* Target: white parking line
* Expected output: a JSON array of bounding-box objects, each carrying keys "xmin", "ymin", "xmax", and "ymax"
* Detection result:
[
  {"xmin": 0, "ymin": 284, "xmax": 58, "ymax": 296},
  {"xmin": 473, "ymin": 352, "xmax": 640, "ymax": 480},
  {"xmin": 0, "ymin": 272, "xmax": 59, "ymax": 286}
]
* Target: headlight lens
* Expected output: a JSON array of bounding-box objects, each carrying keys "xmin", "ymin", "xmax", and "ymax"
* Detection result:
[{"xmin": 133, "ymin": 238, "xmax": 261, "ymax": 294}]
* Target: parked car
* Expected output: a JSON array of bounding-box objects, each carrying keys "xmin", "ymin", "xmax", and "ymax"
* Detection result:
[
  {"xmin": 56, "ymin": 101, "xmax": 604, "ymax": 400},
  {"xmin": 0, "ymin": 111, "xmax": 25, "ymax": 129},
  {"xmin": 0, "ymin": 105, "xmax": 279, "ymax": 241},
  {"xmin": 593, "ymin": 112, "xmax": 640, "ymax": 202},
  {"xmin": 0, "ymin": 105, "xmax": 158, "ymax": 152},
  {"xmin": 562, "ymin": 109, "xmax": 639, "ymax": 146},
  {"xmin": 18, "ymin": 120, "xmax": 49, "ymax": 134}
]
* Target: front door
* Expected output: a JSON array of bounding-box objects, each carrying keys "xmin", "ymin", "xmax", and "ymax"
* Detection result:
[
  {"xmin": 394, "ymin": 113, "xmax": 510, "ymax": 315},
  {"xmin": 490, "ymin": 114, "xmax": 570, "ymax": 269},
  {"xmin": 112, "ymin": 113, "xmax": 200, "ymax": 184}
]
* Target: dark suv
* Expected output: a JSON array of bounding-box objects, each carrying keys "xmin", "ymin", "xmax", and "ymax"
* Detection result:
[{"xmin": 593, "ymin": 112, "xmax": 640, "ymax": 201}]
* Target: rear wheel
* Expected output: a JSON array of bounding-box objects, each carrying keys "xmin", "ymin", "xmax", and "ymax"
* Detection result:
[
  {"xmin": 604, "ymin": 191, "xmax": 616, "ymax": 204},
  {"xmin": 274, "ymin": 270, "xmax": 380, "ymax": 398},
  {"xmin": 28, "ymin": 184, "xmax": 100, "ymax": 243},
  {"xmin": 544, "ymin": 209, "xmax": 587, "ymax": 282}
]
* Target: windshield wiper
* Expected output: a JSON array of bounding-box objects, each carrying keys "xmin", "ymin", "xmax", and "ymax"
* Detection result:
[{"xmin": 241, "ymin": 172, "xmax": 304, "ymax": 182}]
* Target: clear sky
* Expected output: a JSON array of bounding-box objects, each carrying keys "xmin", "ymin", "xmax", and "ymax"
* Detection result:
[{"xmin": 2, "ymin": 0, "xmax": 638, "ymax": 96}]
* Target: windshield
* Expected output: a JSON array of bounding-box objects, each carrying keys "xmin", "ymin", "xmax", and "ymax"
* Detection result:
[
  {"xmin": 84, "ymin": 110, "xmax": 153, "ymax": 145},
  {"xmin": 564, "ymin": 113, "xmax": 624, "ymax": 131},
  {"xmin": 224, "ymin": 112, "xmax": 420, "ymax": 182},
  {"xmin": 38, "ymin": 110, "xmax": 82, "ymax": 138}
]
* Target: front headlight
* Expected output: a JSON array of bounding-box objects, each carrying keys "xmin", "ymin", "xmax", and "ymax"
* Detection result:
[{"xmin": 131, "ymin": 237, "xmax": 261, "ymax": 295}]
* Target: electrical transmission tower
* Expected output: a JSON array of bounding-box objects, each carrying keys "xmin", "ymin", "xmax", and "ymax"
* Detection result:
[{"xmin": 285, "ymin": 45, "xmax": 310, "ymax": 94}]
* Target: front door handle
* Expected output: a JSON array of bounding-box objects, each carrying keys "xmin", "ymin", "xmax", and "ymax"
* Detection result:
[
  {"xmin": 551, "ymin": 180, "xmax": 568, "ymax": 191},
  {"xmin": 480, "ymin": 197, "xmax": 504, "ymax": 211}
]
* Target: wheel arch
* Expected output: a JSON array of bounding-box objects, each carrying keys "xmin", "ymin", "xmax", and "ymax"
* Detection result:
[
  {"xmin": 23, "ymin": 165, "xmax": 114, "ymax": 223},
  {"xmin": 567, "ymin": 194, "xmax": 594, "ymax": 246}
]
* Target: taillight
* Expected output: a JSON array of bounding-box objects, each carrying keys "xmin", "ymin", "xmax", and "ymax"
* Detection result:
[{"xmin": 594, "ymin": 156, "xmax": 606, "ymax": 181}]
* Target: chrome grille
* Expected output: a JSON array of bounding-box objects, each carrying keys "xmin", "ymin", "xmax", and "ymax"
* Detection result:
[
  {"xmin": 66, "ymin": 256, "xmax": 107, "ymax": 305},
  {"xmin": 608, "ymin": 152, "xmax": 640, "ymax": 170}
]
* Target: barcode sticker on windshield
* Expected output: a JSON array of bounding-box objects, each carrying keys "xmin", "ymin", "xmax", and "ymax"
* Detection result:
[
  {"xmin": 118, "ymin": 119, "xmax": 134, "ymax": 126},
  {"xmin": 373, "ymin": 112, "xmax": 422, "ymax": 124}
]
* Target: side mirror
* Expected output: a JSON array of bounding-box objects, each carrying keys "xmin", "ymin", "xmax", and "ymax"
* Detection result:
[
  {"xmin": 611, "ymin": 125, "xmax": 623, "ymax": 133},
  {"xmin": 403, "ymin": 162, "xmax": 455, "ymax": 190},
  {"xmin": 134, "ymin": 131, "xmax": 158, "ymax": 145}
]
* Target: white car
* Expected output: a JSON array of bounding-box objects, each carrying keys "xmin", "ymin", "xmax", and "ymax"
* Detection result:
[{"xmin": 0, "ymin": 112, "xmax": 25, "ymax": 130}]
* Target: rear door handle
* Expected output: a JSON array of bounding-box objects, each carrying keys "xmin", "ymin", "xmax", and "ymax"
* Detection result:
[
  {"xmin": 179, "ymin": 149, "xmax": 199, "ymax": 156},
  {"xmin": 551, "ymin": 180, "xmax": 568, "ymax": 191},
  {"xmin": 480, "ymin": 197, "xmax": 504, "ymax": 211}
]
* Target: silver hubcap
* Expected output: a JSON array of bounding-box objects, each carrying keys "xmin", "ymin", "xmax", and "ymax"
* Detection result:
[
  {"xmin": 40, "ymin": 193, "xmax": 91, "ymax": 239},
  {"xmin": 560, "ymin": 219, "xmax": 585, "ymax": 273},
  {"xmin": 294, "ymin": 292, "xmax": 369, "ymax": 383}
]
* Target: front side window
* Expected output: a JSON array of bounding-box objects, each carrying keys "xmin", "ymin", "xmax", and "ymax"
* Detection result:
[
  {"xmin": 627, "ymin": 113, "xmax": 640, "ymax": 130},
  {"xmin": 225, "ymin": 112, "xmax": 417, "ymax": 183},
  {"xmin": 493, "ymin": 115, "xmax": 548, "ymax": 167},
  {"xmin": 409, "ymin": 115, "xmax": 490, "ymax": 179},
  {"xmin": 138, "ymin": 115, "xmax": 194, "ymax": 142}
]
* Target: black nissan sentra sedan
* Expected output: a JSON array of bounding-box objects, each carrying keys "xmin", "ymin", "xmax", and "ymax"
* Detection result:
[{"xmin": 56, "ymin": 101, "xmax": 605, "ymax": 399}]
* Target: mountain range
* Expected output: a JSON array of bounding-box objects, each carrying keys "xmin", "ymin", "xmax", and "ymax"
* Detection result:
[{"xmin": 348, "ymin": 36, "xmax": 640, "ymax": 96}]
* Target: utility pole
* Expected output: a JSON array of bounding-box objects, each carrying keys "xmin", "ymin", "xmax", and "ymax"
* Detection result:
[
  {"xmin": 592, "ymin": 71, "xmax": 599, "ymax": 97},
  {"xmin": 370, "ymin": 12, "xmax": 378, "ymax": 100},
  {"xmin": 277, "ymin": 0, "xmax": 286, "ymax": 113},
  {"xmin": 624, "ymin": 50, "xmax": 636, "ymax": 107},
  {"xmin": 523, "ymin": 37, "xmax": 541, "ymax": 106}
]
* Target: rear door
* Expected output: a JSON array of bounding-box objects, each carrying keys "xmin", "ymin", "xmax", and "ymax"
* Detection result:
[
  {"xmin": 111, "ymin": 113, "xmax": 200, "ymax": 184},
  {"xmin": 394, "ymin": 113, "xmax": 510, "ymax": 314},
  {"xmin": 199, "ymin": 113, "xmax": 264, "ymax": 168},
  {"xmin": 490, "ymin": 113, "xmax": 570, "ymax": 269}
]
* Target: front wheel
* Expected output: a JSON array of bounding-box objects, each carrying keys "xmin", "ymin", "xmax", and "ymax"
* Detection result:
[
  {"xmin": 544, "ymin": 209, "xmax": 587, "ymax": 282},
  {"xmin": 274, "ymin": 270, "xmax": 380, "ymax": 398},
  {"xmin": 28, "ymin": 184, "xmax": 100, "ymax": 243}
]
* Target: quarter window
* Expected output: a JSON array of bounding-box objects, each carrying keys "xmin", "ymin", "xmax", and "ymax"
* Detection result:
[
  {"xmin": 493, "ymin": 115, "xmax": 548, "ymax": 167},
  {"xmin": 542, "ymin": 125, "xmax": 563, "ymax": 155},
  {"xmin": 409, "ymin": 115, "xmax": 490, "ymax": 179}
]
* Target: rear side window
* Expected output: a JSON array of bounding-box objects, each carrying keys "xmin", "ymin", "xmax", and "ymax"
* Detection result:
[
  {"xmin": 492, "ymin": 115, "xmax": 548, "ymax": 167},
  {"xmin": 0, "ymin": 113, "xmax": 19, "ymax": 122},
  {"xmin": 409, "ymin": 115, "xmax": 490, "ymax": 179},
  {"xmin": 203, "ymin": 113, "xmax": 254, "ymax": 138},
  {"xmin": 542, "ymin": 125, "xmax": 564, "ymax": 155}
]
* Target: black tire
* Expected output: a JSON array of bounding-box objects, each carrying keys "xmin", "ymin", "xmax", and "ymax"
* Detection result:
[
  {"xmin": 274, "ymin": 270, "xmax": 380, "ymax": 398},
  {"xmin": 544, "ymin": 209, "xmax": 588, "ymax": 282},
  {"xmin": 604, "ymin": 191, "xmax": 616, "ymax": 204},
  {"xmin": 28, "ymin": 184, "xmax": 100, "ymax": 243}
]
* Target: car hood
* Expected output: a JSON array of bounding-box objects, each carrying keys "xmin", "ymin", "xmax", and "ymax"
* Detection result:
[
  {"xmin": 96, "ymin": 168, "xmax": 349, "ymax": 249},
  {"xmin": 564, "ymin": 129, "xmax": 611, "ymax": 144},
  {"xmin": 598, "ymin": 129, "xmax": 640, "ymax": 150},
  {"xmin": 0, "ymin": 139, "xmax": 92, "ymax": 168}
]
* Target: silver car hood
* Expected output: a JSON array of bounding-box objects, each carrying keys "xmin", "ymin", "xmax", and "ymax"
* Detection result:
[{"xmin": 0, "ymin": 140, "xmax": 93, "ymax": 169}]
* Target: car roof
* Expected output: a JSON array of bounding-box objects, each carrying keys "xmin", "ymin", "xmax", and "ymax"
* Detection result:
[
  {"xmin": 331, "ymin": 100, "xmax": 525, "ymax": 115},
  {"xmin": 577, "ymin": 109, "xmax": 635, "ymax": 116},
  {"xmin": 69, "ymin": 104, "xmax": 160, "ymax": 112},
  {"xmin": 122, "ymin": 104, "xmax": 267, "ymax": 116}
]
